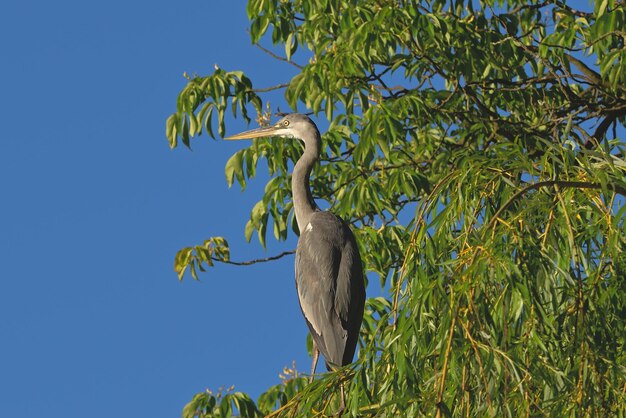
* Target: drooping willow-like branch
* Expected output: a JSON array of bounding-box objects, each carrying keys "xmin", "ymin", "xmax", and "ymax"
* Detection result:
[{"xmin": 487, "ymin": 180, "xmax": 626, "ymax": 232}]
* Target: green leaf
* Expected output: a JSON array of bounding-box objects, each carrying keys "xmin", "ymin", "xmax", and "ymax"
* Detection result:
[{"xmin": 224, "ymin": 151, "xmax": 244, "ymax": 188}]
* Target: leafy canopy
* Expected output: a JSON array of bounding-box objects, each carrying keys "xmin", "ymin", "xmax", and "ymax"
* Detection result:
[{"xmin": 167, "ymin": 0, "xmax": 626, "ymax": 416}]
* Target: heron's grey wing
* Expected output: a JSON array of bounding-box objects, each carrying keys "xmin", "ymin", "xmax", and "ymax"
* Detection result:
[
  {"xmin": 295, "ymin": 213, "xmax": 347, "ymax": 367},
  {"xmin": 333, "ymin": 224, "xmax": 366, "ymax": 365}
]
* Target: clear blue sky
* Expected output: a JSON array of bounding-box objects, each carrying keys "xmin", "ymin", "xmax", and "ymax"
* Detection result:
[{"xmin": 0, "ymin": 1, "xmax": 315, "ymax": 416}]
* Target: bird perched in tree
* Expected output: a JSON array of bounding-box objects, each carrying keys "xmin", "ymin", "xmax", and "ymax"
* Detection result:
[{"xmin": 225, "ymin": 114, "xmax": 366, "ymax": 379}]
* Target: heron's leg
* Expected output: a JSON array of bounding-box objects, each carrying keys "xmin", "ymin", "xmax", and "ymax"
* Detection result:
[{"xmin": 309, "ymin": 342, "xmax": 320, "ymax": 383}]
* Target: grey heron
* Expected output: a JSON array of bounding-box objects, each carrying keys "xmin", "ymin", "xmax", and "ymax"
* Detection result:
[{"xmin": 225, "ymin": 113, "xmax": 366, "ymax": 379}]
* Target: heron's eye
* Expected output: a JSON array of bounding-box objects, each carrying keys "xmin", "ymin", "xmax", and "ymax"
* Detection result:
[{"xmin": 283, "ymin": 120, "xmax": 290, "ymax": 127}]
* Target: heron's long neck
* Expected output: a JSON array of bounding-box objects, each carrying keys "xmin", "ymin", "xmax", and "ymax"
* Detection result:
[{"xmin": 292, "ymin": 134, "xmax": 321, "ymax": 231}]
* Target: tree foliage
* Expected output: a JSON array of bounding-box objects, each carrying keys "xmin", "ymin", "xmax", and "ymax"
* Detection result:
[{"xmin": 167, "ymin": 0, "xmax": 626, "ymax": 416}]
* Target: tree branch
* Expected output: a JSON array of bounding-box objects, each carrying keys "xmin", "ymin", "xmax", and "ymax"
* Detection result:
[
  {"xmin": 565, "ymin": 53, "xmax": 602, "ymax": 85},
  {"xmin": 213, "ymin": 250, "xmax": 295, "ymax": 266},
  {"xmin": 252, "ymin": 83, "xmax": 290, "ymax": 93},
  {"xmin": 586, "ymin": 105, "xmax": 626, "ymax": 149},
  {"xmin": 254, "ymin": 42, "xmax": 304, "ymax": 69},
  {"xmin": 553, "ymin": 1, "xmax": 594, "ymax": 18}
]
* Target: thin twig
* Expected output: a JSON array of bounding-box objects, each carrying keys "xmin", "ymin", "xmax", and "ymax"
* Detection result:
[
  {"xmin": 254, "ymin": 42, "xmax": 304, "ymax": 69},
  {"xmin": 252, "ymin": 83, "xmax": 290, "ymax": 93},
  {"xmin": 213, "ymin": 250, "xmax": 295, "ymax": 266},
  {"xmin": 553, "ymin": 1, "xmax": 594, "ymax": 18},
  {"xmin": 436, "ymin": 308, "xmax": 457, "ymax": 418}
]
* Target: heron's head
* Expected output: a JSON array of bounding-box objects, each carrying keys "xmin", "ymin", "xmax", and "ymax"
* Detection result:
[{"xmin": 224, "ymin": 113, "xmax": 319, "ymax": 143}]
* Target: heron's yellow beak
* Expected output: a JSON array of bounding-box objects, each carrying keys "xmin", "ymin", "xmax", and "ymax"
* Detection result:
[{"xmin": 224, "ymin": 125, "xmax": 281, "ymax": 140}]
